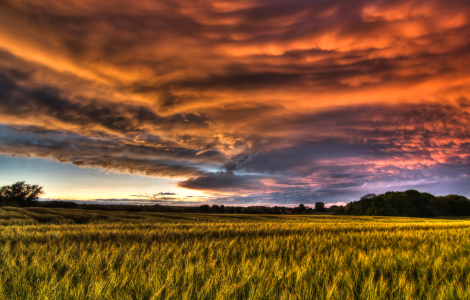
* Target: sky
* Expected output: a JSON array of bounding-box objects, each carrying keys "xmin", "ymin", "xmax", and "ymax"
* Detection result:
[{"xmin": 0, "ymin": 0, "xmax": 469, "ymax": 206}]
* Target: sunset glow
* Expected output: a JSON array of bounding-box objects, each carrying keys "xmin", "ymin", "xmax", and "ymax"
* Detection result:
[{"xmin": 0, "ymin": 0, "xmax": 469, "ymax": 205}]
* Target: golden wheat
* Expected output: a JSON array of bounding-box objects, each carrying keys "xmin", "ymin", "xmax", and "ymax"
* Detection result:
[{"xmin": 1, "ymin": 207, "xmax": 470, "ymax": 299}]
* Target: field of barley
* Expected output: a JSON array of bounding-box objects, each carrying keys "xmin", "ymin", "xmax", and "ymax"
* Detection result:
[{"xmin": 1, "ymin": 207, "xmax": 470, "ymax": 299}]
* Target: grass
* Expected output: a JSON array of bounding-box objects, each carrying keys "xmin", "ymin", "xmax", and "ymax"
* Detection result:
[{"xmin": 1, "ymin": 207, "xmax": 470, "ymax": 299}]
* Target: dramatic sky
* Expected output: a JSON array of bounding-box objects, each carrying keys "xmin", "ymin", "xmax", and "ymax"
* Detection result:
[{"xmin": 1, "ymin": 0, "xmax": 469, "ymax": 206}]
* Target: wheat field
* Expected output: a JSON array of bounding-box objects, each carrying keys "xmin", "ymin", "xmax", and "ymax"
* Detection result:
[{"xmin": 1, "ymin": 207, "xmax": 470, "ymax": 299}]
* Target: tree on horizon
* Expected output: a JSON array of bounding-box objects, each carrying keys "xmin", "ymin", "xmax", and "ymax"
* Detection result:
[{"xmin": 0, "ymin": 181, "xmax": 44, "ymax": 207}]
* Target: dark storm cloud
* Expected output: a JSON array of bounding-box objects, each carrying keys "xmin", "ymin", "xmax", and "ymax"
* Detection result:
[
  {"xmin": 178, "ymin": 172, "xmax": 266, "ymax": 193},
  {"xmin": 0, "ymin": 125, "xmax": 210, "ymax": 178},
  {"xmin": 0, "ymin": 68, "xmax": 209, "ymax": 133},
  {"xmin": 1, "ymin": 0, "xmax": 469, "ymax": 99},
  {"xmin": 0, "ymin": 0, "xmax": 470, "ymax": 202},
  {"xmin": 177, "ymin": 101, "xmax": 470, "ymax": 200},
  {"xmin": 181, "ymin": 160, "xmax": 470, "ymax": 205}
]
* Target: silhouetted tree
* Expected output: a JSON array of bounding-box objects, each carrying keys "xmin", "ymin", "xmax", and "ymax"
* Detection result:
[
  {"xmin": 361, "ymin": 193, "xmax": 377, "ymax": 200},
  {"xmin": 211, "ymin": 204, "xmax": 226, "ymax": 213},
  {"xmin": 0, "ymin": 181, "xmax": 44, "ymax": 207},
  {"xmin": 299, "ymin": 203, "xmax": 306, "ymax": 212},
  {"xmin": 333, "ymin": 205, "xmax": 345, "ymax": 215},
  {"xmin": 335, "ymin": 190, "xmax": 470, "ymax": 217},
  {"xmin": 328, "ymin": 205, "xmax": 339, "ymax": 212},
  {"xmin": 199, "ymin": 205, "xmax": 210, "ymax": 213},
  {"xmin": 438, "ymin": 195, "xmax": 470, "ymax": 216},
  {"xmin": 315, "ymin": 202, "xmax": 325, "ymax": 211}
]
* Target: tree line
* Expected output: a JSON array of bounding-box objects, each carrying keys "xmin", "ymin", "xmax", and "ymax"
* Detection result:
[{"xmin": 332, "ymin": 190, "xmax": 470, "ymax": 217}]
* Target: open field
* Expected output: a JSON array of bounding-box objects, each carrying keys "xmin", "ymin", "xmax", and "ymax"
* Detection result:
[{"xmin": 1, "ymin": 207, "xmax": 470, "ymax": 299}]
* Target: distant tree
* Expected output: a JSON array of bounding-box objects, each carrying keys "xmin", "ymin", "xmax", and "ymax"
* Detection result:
[
  {"xmin": 328, "ymin": 205, "xmax": 339, "ymax": 212},
  {"xmin": 333, "ymin": 205, "xmax": 345, "ymax": 215},
  {"xmin": 315, "ymin": 202, "xmax": 325, "ymax": 211},
  {"xmin": 199, "ymin": 205, "xmax": 210, "ymax": 213},
  {"xmin": 437, "ymin": 195, "xmax": 470, "ymax": 216},
  {"xmin": 210, "ymin": 204, "xmax": 225, "ymax": 213},
  {"xmin": 0, "ymin": 181, "xmax": 44, "ymax": 207},
  {"xmin": 361, "ymin": 194, "xmax": 377, "ymax": 201},
  {"xmin": 402, "ymin": 190, "xmax": 437, "ymax": 217},
  {"xmin": 299, "ymin": 203, "xmax": 306, "ymax": 212},
  {"xmin": 343, "ymin": 190, "xmax": 452, "ymax": 217}
]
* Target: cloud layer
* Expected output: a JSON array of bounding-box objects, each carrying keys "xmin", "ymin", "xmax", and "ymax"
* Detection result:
[{"xmin": 1, "ymin": 0, "xmax": 469, "ymax": 204}]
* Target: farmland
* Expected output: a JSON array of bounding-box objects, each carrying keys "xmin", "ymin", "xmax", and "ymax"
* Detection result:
[{"xmin": 1, "ymin": 207, "xmax": 470, "ymax": 299}]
